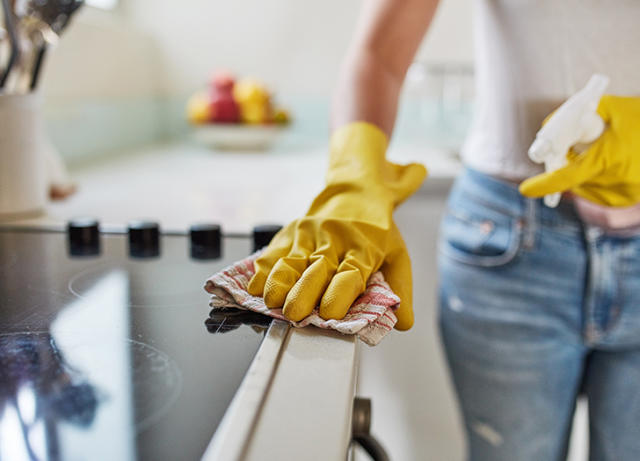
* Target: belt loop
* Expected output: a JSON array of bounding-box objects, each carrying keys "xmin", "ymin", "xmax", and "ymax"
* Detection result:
[{"xmin": 523, "ymin": 198, "xmax": 537, "ymax": 249}]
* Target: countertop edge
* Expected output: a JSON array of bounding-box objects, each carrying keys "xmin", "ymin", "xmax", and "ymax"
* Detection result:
[{"xmin": 243, "ymin": 326, "xmax": 359, "ymax": 461}]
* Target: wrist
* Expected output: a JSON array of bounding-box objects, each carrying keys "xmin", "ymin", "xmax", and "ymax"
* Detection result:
[{"xmin": 327, "ymin": 122, "xmax": 389, "ymax": 184}]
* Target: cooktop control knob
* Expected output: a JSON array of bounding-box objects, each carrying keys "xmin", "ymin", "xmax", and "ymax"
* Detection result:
[
  {"xmin": 67, "ymin": 218, "xmax": 100, "ymax": 256},
  {"xmin": 128, "ymin": 221, "xmax": 160, "ymax": 258},
  {"xmin": 190, "ymin": 223, "xmax": 222, "ymax": 259},
  {"xmin": 252, "ymin": 224, "xmax": 283, "ymax": 252}
]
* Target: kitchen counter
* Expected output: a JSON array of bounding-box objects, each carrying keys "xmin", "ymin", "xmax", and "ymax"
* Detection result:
[
  {"xmin": 6, "ymin": 142, "xmax": 462, "ymax": 233},
  {"xmin": 204, "ymin": 323, "xmax": 359, "ymax": 461},
  {"xmin": 243, "ymin": 328, "xmax": 358, "ymax": 461}
]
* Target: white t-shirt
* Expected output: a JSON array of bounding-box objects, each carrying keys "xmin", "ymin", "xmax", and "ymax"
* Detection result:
[{"xmin": 461, "ymin": 0, "xmax": 640, "ymax": 180}]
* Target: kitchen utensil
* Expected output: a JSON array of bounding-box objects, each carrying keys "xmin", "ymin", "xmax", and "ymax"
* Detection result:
[
  {"xmin": 28, "ymin": 0, "xmax": 83, "ymax": 34},
  {"xmin": 29, "ymin": 42, "xmax": 44, "ymax": 87},
  {"xmin": 0, "ymin": 0, "xmax": 20, "ymax": 89},
  {"xmin": 31, "ymin": 0, "xmax": 83, "ymax": 89},
  {"xmin": 0, "ymin": 93, "xmax": 47, "ymax": 218},
  {"xmin": 0, "ymin": 27, "xmax": 6, "ymax": 80},
  {"xmin": 15, "ymin": 15, "xmax": 57, "ymax": 92},
  {"xmin": 8, "ymin": 0, "xmax": 83, "ymax": 92}
]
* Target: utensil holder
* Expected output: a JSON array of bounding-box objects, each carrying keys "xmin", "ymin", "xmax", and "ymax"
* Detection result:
[{"xmin": 0, "ymin": 93, "xmax": 48, "ymax": 219}]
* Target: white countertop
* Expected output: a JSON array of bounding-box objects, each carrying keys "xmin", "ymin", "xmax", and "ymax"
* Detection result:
[{"xmin": 205, "ymin": 322, "xmax": 359, "ymax": 461}]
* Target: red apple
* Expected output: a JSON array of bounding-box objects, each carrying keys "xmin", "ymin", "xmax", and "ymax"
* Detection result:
[{"xmin": 210, "ymin": 92, "xmax": 239, "ymax": 123}]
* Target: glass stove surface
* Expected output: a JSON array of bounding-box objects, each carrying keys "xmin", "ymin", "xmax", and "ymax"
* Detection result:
[{"xmin": 0, "ymin": 230, "xmax": 266, "ymax": 461}]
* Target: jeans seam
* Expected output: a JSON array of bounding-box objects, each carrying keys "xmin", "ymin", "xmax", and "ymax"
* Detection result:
[
  {"xmin": 583, "ymin": 229, "xmax": 602, "ymax": 344},
  {"xmin": 523, "ymin": 198, "xmax": 537, "ymax": 250},
  {"xmin": 602, "ymin": 243, "xmax": 630, "ymax": 338}
]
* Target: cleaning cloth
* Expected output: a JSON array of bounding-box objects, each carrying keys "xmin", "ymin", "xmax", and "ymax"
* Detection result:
[{"xmin": 204, "ymin": 252, "xmax": 400, "ymax": 346}]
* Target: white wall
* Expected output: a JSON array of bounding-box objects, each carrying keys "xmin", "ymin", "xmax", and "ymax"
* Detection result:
[
  {"xmin": 418, "ymin": 0, "xmax": 474, "ymax": 64},
  {"xmin": 120, "ymin": 0, "xmax": 473, "ymax": 98},
  {"xmin": 42, "ymin": 0, "xmax": 474, "ymax": 101},
  {"xmin": 42, "ymin": 7, "xmax": 162, "ymax": 103}
]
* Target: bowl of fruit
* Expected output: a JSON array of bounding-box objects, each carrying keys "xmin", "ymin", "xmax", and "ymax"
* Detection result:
[{"xmin": 187, "ymin": 72, "xmax": 291, "ymax": 150}]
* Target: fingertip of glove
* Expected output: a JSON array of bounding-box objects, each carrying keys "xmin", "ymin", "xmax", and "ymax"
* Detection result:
[
  {"xmin": 318, "ymin": 292, "xmax": 352, "ymax": 321},
  {"xmin": 394, "ymin": 314, "xmax": 414, "ymax": 331},
  {"xmin": 247, "ymin": 281, "xmax": 262, "ymax": 297},
  {"xmin": 318, "ymin": 291, "xmax": 345, "ymax": 320},
  {"xmin": 518, "ymin": 180, "xmax": 531, "ymax": 196},
  {"xmin": 518, "ymin": 178, "xmax": 542, "ymax": 198},
  {"xmin": 263, "ymin": 284, "xmax": 288, "ymax": 309},
  {"xmin": 318, "ymin": 270, "xmax": 363, "ymax": 320},
  {"xmin": 247, "ymin": 273, "xmax": 265, "ymax": 296},
  {"xmin": 282, "ymin": 299, "xmax": 312, "ymax": 322}
]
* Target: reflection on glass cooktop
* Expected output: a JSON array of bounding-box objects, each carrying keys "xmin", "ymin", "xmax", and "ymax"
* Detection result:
[{"xmin": 0, "ymin": 229, "xmax": 266, "ymax": 460}]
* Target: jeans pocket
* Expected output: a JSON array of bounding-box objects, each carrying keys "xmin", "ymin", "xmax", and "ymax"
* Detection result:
[{"xmin": 439, "ymin": 200, "xmax": 523, "ymax": 267}]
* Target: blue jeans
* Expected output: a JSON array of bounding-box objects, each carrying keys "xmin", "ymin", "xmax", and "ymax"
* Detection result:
[{"xmin": 437, "ymin": 168, "xmax": 640, "ymax": 461}]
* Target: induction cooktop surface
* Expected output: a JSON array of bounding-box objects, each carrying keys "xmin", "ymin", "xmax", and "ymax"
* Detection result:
[{"xmin": 0, "ymin": 223, "xmax": 278, "ymax": 460}]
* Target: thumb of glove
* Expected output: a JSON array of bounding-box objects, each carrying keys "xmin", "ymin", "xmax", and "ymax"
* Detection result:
[
  {"xmin": 519, "ymin": 140, "xmax": 605, "ymax": 198},
  {"xmin": 385, "ymin": 162, "xmax": 428, "ymax": 205}
]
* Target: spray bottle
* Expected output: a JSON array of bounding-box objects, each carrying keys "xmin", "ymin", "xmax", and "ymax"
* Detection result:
[{"xmin": 528, "ymin": 74, "xmax": 610, "ymax": 207}]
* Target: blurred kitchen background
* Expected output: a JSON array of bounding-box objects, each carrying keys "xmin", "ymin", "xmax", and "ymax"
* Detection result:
[
  {"xmin": 6, "ymin": 0, "xmax": 589, "ymax": 459},
  {"xmin": 42, "ymin": 0, "xmax": 473, "ymax": 160}
]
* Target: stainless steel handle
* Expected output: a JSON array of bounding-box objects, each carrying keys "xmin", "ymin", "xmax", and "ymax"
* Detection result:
[{"xmin": 351, "ymin": 397, "xmax": 390, "ymax": 461}]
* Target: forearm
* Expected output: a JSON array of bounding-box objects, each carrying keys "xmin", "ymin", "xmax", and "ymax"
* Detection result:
[
  {"xmin": 331, "ymin": 49, "xmax": 403, "ymax": 136},
  {"xmin": 330, "ymin": 0, "xmax": 441, "ymax": 137}
]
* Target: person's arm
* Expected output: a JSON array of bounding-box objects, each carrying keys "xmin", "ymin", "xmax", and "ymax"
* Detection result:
[
  {"xmin": 331, "ymin": 0, "xmax": 441, "ymax": 136},
  {"xmin": 248, "ymin": 0, "xmax": 439, "ymax": 329}
]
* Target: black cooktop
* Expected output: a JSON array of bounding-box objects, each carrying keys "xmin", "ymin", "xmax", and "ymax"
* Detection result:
[{"xmin": 0, "ymin": 221, "xmax": 280, "ymax": 461}]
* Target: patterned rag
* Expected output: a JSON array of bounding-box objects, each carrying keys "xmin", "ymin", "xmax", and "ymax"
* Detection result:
[{"xmin": 204, "ymin": 252, "xmax": 401, "ymax": 346}]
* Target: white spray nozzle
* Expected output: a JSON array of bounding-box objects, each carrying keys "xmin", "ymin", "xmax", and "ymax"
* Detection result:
[{"xmin": 527, "ymin": 74, "xmax": 610, "ymax": 207}]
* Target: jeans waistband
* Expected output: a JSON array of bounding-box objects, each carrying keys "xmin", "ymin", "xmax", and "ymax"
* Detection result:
[{"xmin": 450, "ymin": 168, "xmax": 583, "ymax": 232}]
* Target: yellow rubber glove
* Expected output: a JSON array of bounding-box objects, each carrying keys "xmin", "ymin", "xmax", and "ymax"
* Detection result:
[
  {"xmin": 247, "ymin": 122, "xmax": 427, "ymax": 330},
  {"xmin": 520, "ymin": 95, "xmax": 640, "ymax": 207}
]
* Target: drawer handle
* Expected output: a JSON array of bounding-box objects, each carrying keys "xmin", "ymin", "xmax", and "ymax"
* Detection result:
[{"xmin": 351, "ymin": 397, "xmax": 390, "ymax": 461}]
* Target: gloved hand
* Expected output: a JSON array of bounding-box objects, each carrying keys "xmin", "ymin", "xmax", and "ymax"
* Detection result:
[
  {"xmin": 247, "ymin": 122, "xmax": 427, "ymax": 330},
  {"xmin": 520, "ymin": 95, "xmax": 640, "ymax": 207}
]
